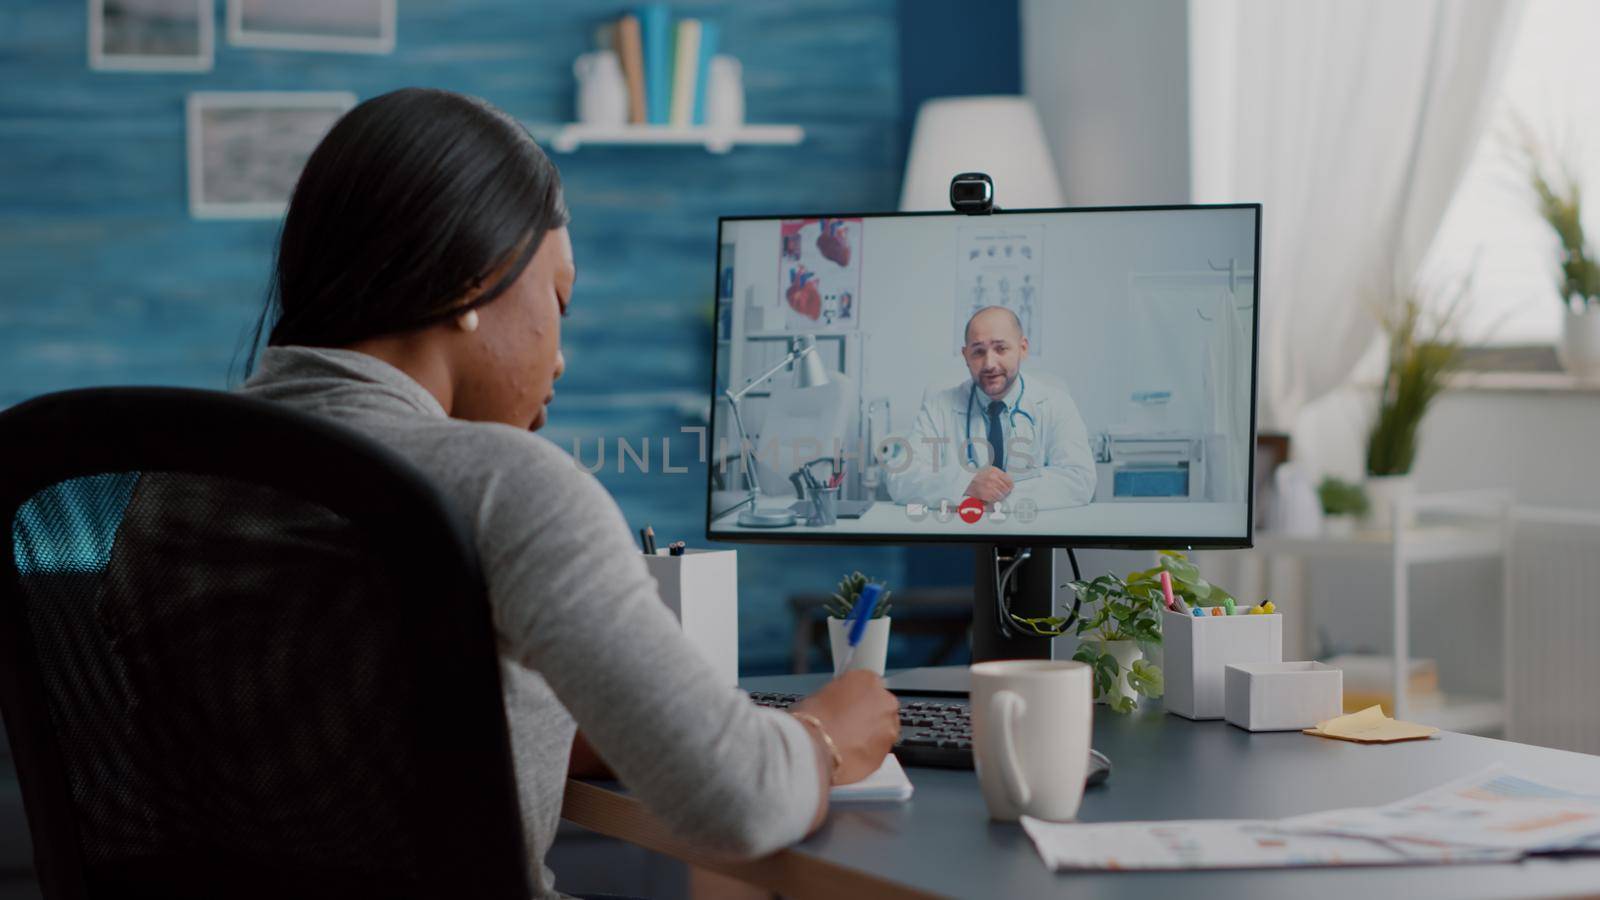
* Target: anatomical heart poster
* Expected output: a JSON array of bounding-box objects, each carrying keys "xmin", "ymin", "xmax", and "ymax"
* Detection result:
[{"xmin": 779, "ymin": 217, "xmax": 861, "ymax": 332}]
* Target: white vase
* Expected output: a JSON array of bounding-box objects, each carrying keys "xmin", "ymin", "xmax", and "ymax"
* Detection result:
[
  {"xmin": 1364, "ymin": 473, "xmax": 1415, "ymax": 530},
  {"xmin": 705, "ymin": 55, "xmax": 745, "ymax": 129},
  {"xmin": 1088, "ymin": 639, "xmax": 1143, "ymax": 706},
  {"xmin": 828, "ymin": 616, "xmax": 890, "ymax": 676},
  {"xmin": 574, "ymin": 50, "xmax": 628, "ymax": 126},
  {"xmin": 1270, "ymin": 462, "xmax": 1322, "ymax": 536},
  {"xmin": 1559, "ymin": 306, "xmax": 1600, "ymax": 381}
]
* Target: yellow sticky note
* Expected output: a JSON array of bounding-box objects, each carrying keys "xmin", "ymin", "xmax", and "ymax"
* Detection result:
[{"xmin": 1303, "ymin": 705, "xmax": 1439, "ymax": 743}]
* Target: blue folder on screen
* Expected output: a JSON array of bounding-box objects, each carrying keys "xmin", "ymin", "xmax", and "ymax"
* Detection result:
[{"xmin": 638, "ymin": 4, "xmax": 672, "ymax": 125}]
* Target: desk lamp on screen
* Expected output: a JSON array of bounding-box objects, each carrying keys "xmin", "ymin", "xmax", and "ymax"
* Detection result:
[
  {"xmin": 720, "ymin": 334, "xmax": 830, "ymax": 528},
  {"xmin": 705, "ymin": 180, "xmax": 1260, "ymax": 663}
]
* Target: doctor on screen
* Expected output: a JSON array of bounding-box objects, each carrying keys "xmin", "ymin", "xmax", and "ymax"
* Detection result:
[{"xmin": 885, "ymin": 306, "xmax": 1096, "ymax": 511}]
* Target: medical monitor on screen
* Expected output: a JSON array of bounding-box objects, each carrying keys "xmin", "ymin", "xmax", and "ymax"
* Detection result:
[{"xmin": 705, "ymin": 204, "xmax": 1260, "ymax": 548}]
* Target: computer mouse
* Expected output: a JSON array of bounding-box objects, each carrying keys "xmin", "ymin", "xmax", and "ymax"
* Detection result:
[{"xmin": 1086, "ymin": 749, "xmax": 1112, "ymax": 787}]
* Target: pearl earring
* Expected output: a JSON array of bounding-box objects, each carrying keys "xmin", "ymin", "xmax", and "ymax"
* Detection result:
[{"xmin": 459, "ymin": 309, "xmax": 480, "ymax": 333}]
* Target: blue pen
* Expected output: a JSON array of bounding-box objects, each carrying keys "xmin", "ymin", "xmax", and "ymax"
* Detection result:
[{"xmin": 837, "ymin": 582, "xmax": 883, "ymax": 675}]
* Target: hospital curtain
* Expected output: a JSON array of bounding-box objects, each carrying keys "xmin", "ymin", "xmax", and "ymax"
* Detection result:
[{"xmin": 1188, "ymin": 0, "xmax": 1524, "ymax": 431}]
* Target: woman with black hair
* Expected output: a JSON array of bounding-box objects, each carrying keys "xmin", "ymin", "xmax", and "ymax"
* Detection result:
[{"xmin": 240, "ymin": 88, "xmax": 899, "ymax": 896}]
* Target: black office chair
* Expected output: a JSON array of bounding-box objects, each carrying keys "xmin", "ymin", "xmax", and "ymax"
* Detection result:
[{"xmin": 0, "ymin": 388, "xmax": 531, "ymax": 899}]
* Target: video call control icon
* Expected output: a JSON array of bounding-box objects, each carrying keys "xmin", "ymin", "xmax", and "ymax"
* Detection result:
[
  {"xmin": 1014, "ymin": 497, "xmax": 1039, "ymax": 524},
  {"xmin": 957, "ymin": 497, "xmax": 985, "ymax": 524},
  {"xmin": 904, "ymin": 499, "xmax": 930, "ymax": 523},
  {"xmin": 934, "ymin": 499, "xmax": 956, "ymax": 523}
]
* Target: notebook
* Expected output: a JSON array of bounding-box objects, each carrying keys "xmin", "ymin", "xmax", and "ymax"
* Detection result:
[{"xmin": 830, "ymin": 754, "xmax": 914, "ymax": 802}]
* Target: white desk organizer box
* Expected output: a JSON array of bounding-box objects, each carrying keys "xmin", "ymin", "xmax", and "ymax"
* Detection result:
[
  {"xmin": 1163, "ymin": 609, "xmax": 1282, "ymax": 720},
  {"xmin": 642, "ymin": 549, "xmax": 738, "ymax": 687},
  {"xmin": 1224, "ymin": 662, "xmax": 1343, "ymax": 731}
]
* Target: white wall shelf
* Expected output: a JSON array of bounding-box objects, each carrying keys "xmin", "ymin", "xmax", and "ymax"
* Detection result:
[{"xmin": 530, "ymin": 123, "xmax": 805, "ymax": 154}]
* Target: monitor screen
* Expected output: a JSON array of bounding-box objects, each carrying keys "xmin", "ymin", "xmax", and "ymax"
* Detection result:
[{"xmin": 706, "ymin": 204, "xmax": 1260, "ymax": 547}]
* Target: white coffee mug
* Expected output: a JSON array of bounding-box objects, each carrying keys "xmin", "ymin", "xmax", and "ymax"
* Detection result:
[{"xmin": 970, "ymin": 660, "xmax": 1092, "ymax": 822}]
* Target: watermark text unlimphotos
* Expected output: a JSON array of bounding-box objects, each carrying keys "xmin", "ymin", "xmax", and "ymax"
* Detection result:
[{"xmin": 569, "ymin": 427, "xmax": 1036, "ymax": 475}]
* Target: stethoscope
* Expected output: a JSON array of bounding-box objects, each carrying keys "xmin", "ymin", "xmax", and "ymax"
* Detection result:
[{"xmin": 964, "ymin": 373, "xmax": 1038, "ymax": 467}]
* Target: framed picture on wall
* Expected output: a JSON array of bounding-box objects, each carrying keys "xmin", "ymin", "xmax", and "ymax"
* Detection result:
[
  {"xmin": 226, "ymin": 0, "xmax": 395, "ymax": 54},
  {"xmin": 88, "ymin": 0, "xmax": 214, "ymax": 72},
  {"xmin": 186, "ymin": 92, "xmax": 356, "ymax": 220}
]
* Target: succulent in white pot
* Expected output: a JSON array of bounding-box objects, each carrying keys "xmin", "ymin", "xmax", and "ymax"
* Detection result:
[{"xmin": 824, "ymin": 571, "xmax": 892, "ymax": 676}]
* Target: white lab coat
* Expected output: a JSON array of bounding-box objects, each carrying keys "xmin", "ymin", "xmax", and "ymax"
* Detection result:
[{"xmin": 884, "ymin": 371, "xmax": 1097, "ymax": 510}]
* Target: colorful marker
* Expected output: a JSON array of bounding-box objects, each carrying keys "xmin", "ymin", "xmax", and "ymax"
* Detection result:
[{"xmin": 1160, "ymin": 570, "xmax": 1176, "ymax": 610}]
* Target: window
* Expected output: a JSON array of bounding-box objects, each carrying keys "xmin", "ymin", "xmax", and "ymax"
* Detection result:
[{"xmin": 1420, "ymin": 0, "xmax": 1600, "ymax": 345}]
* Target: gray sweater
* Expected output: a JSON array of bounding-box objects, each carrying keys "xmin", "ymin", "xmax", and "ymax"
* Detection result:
[{"xmin": 243, "ymin": 346, "xmax": 819, "ymax": 898}]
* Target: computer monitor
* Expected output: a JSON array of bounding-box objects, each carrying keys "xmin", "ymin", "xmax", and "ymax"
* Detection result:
[{"xmin": 706, "ymin": 204, "xmax": 1260, "ymax": 551}]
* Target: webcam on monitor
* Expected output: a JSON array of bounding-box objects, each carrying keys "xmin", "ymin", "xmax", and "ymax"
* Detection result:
[{"xmin": 948, "ymin": 172, "xmax": 994, "ymax": 214}]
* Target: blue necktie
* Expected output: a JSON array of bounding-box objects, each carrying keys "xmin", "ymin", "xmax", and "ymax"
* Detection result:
[{"xmin": 986, "ymin": 400, "xmax": 1006, "ymax": 471}]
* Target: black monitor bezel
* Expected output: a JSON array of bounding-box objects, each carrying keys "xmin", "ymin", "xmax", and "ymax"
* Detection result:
[{"xmin": 704, "ymin": 202, "xmax": 1261, "ymax": 550}]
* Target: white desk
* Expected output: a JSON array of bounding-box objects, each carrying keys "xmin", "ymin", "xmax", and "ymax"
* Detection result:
[{"xmin": 564, "ymin": 671, "xmax": 1600, "ymax": 900}]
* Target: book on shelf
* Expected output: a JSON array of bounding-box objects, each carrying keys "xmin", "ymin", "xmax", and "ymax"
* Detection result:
[
  {"xmin": 1325, "ymin": 654, "xmax": 1439, "ymax": 714},
  {"xmin": 604, "ymin": 6, "xmax": 725, "ymax": 132},
  {"xmin": 637, "ymin": 4, "xmax": 672, "ymax": 125},
  {"xmin": 615, "ymin": 14, "xmax": 646, "ymax": 124},
  {"xmin": 669, "ymin": 19, "xmax": 700, "ymax": 126}
]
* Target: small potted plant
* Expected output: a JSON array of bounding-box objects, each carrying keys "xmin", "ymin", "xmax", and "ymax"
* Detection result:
[
  {"xmin": 1062, "ymin": 574, "xmax": 1165, "ymax": 713},
  {"xmin": 1512, "ymin": 115, "xmax": 1600, "ymax": 378},
  {"xmin": 1365, "ymin": 287, "xmax": 1462, "ymax": 528},
  {"xmin": 824, "ymin": 571, "xmax": 892, "ymax": 675},
  {"xmin": 1009, "ymin": 557, "xmax": 1195, "ymax": 714},
  {"xmin": 1317, "ymin": 476, "xmax": 1369, "ymax": 537}
]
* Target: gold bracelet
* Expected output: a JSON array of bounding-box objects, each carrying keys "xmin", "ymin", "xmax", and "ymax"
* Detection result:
[{"xmin": 789, "ymin": 711, "xmax": 842, "ymax": 774}]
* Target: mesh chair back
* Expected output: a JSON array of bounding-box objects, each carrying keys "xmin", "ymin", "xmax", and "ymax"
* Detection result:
[{"xmin": 0, "ymin": 388, "xmax": 530, "ymax": 899}]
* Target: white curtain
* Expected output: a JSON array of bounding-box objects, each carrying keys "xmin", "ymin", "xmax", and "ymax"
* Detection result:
[{"xmin": 1189, "ymin": 0, "xmax": 1524, "ymax": 431}]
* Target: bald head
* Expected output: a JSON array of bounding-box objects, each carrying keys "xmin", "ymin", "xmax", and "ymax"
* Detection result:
[
  {"xmin": 962, "ymin": 306, "xmax": 1029, "ymax": 400},
  {"xmin": 964, "ymin": 306, "xmax": 1024, "ymax": 346}
]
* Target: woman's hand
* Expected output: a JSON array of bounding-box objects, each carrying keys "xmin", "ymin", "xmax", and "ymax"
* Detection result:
[{"xmin": 789, "ymin": 670, "xmax": 901, "ymax": 785}]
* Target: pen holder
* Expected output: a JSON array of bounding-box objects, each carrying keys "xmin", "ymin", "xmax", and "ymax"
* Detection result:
[
  {"xmin": 1162, "ymin": 609, "xmax": 1282, "ymax": 720},
  {"xmin": 642, "ymin": 549, "xmax": 738, "ymax": 687},
  {"xmin": 804, "ymin": 485, "xmax": 839, "ymax": 527}
]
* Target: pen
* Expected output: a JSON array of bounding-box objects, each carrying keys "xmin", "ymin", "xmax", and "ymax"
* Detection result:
[
  {"xmin": 836, "ymin": 582, "xmax": 882, "ymax": 676},
  {"xmin": 669, "ymin": 541, "xmax": 686, "ymax": 556},
  {"xmin": 641, "ymin": 525, "xmax": 656, "ymax": 556},
  {"xmin": 1159, "ymin": 570, "xmax": 1175, "ymax": 610}
]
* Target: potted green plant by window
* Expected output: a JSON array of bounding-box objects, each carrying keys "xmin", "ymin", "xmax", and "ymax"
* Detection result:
[
  {"xmin": 1365, "ymin": 288, "xmax": 1462, "ymax": 528},
  {"xmin": 1513, "ymin": 116, "xmax": 1600, "ymax": 378},
  {"xmin": 824, "ymin": 571, "xmax": 892, "ymax": 675},
  {"xmin": 1317, "ymin": 476, "xmax": 1369, "ymax": 537}
]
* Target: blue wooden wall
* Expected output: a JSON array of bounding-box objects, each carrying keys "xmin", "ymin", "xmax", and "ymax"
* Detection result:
[{"xmin": 0, "ymin": 0, "xmax": 942, "ymax": 673}]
